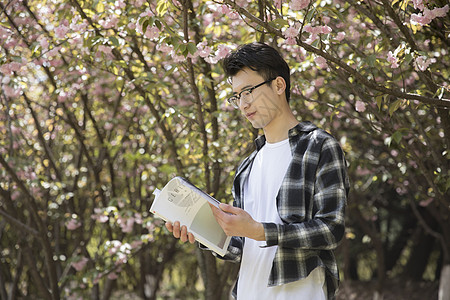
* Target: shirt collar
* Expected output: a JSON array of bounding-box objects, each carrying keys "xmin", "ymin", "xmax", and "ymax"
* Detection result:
[{"xmin": 254, "ymin": 121, "xmax": 318, "ymax": 151}]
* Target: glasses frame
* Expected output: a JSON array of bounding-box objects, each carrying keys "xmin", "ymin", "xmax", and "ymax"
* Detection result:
[{"xmin": 227, "ymin": 78, "xmax": 276, "ymax": 108}]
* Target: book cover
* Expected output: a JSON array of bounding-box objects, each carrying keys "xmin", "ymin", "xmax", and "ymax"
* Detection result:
[{"xmin": 150, "ymin": 177, "xmax": 231, "ymax": 257}]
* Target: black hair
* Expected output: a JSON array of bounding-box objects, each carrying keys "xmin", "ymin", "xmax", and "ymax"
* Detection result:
[{"xmin": 222, "ymin": 42, "xmax": 291, "ymax": 102}]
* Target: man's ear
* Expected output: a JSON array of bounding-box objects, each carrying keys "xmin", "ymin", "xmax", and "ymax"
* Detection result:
[{"xmin": 274, "ymin": 77, "xmax": 286, "ymax": 95}]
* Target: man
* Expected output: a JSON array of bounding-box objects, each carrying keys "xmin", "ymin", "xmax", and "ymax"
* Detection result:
[{"xmin": 166, "ymin": 42, "xmax": 349, "ymax": 299}]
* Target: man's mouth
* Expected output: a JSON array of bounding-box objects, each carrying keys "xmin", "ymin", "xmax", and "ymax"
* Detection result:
[{"xmin": 246, "ymin": 112, "xmax": 256, "ymax": 118}]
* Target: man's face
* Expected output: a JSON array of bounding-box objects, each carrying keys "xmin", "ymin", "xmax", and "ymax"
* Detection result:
[{"xmin": 231, "ymin": 68, "xmax": 282, "ymax": 129}]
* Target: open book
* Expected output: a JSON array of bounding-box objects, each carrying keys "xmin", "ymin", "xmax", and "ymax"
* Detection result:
[{"xmin": 150, "ymin": 177, "xmax": 231, "ymax": 257}]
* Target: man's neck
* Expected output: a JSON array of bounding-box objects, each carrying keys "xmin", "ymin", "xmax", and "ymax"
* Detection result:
[{"xmin": 263, "ymin": 113, "xmax": 299, "ymax": 143}]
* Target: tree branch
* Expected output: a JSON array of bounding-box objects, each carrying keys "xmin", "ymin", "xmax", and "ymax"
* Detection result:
[{"xmin": 221, "ymin": 0, "xmax": 450, "ymax": 108}]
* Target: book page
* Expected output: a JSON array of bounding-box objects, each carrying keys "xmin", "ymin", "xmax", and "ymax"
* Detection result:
[{"xmin": 150, "ymin": 177, "xmax": 231, "ymax": 256}]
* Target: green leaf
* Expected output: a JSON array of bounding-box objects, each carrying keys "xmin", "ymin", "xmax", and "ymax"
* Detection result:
[
  {"xmin": 88, "ymin": 36, "xmax": 103, "ymax": 48},
  {"xmin": 109, "ymin": 36, "xmax": 119, "ymax": 47},
  {"xmin": 305, "ymin": 7, "xmax": 317, "ymax": 23},
  {"xmin": 388, "ymin": 99, "xmax": 402, "ymax": 116},
  {"xmin": 154, "ymin": 19, "xmax": 163, "ymax": 31},
  {"xmin": 391, "ymin": 128, "xmax": 409, "ymax": 144},
  {"xmin": 366, "ymin": 54, "xmax": 376, "ymax": 67},
  {"xmin": 156, "ymin": 0, "xmax": 169, "ymax": 16},
  {"xmin": 268, "ymin": 18, "xmax": 289, "ymax": 29},
  {"xmin": 376, "ymin": 95, "xmax": 384, "ymax": 110},
  {"xmin": 187, "ymin": 42, "xmax": 197, "ymax": 55},
  {"xmin": 392, "ymin": 130, "xmax": 403, "ymax": 144},
  {"xmin": 433, "ymin": 87, "xmax": 445, "ymax": 100},
  {"xmin": 404, "ymin": 53, "xmax": 413, "ymax": 65},
  {"xmin": 142, "ymin": 19, "xmax": 150, "ymax": 34}
]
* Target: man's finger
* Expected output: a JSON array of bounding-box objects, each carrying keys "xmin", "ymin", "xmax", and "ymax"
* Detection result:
[
  {"xmin": 173, "ymin": 221, "xmax": 181, "ymax": 238},
  {"xmin": 165, "ymin": 222, "xmax": 173, "ymax": 232},
  {"xmin": 219, "ymin": 203, "xmax": 239, "ymax": 215},
  {"xmin": 188, "ymin": 232, "xmax": 195, "ymax": 244},
  {"xmin": 180, "ymin": 225, "xmax": 188, "ymax": 243}
]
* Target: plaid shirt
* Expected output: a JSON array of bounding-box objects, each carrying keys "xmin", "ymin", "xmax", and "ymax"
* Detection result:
[{"xmin": 222, "ymin": 121, "xmax": 349, "ymax": 300}]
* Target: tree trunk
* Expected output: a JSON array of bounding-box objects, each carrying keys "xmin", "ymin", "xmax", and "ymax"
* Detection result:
[{"xmin": 439, "ymin": 264, "xmax": 450, "ymax": 300}]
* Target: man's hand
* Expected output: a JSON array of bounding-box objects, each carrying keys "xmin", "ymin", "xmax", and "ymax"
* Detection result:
[
  {"xmin": 209, "ymin": 203, "xmax": 265, "ymax": 241},
  {"xmin": 165, "ymin": 221, "xmax": 196, "ymax": 244}
]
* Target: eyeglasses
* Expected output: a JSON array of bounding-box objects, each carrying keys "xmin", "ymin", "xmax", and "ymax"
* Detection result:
[{"xmin": 227, "ymin": 78, "xmax": 276, "ymax": 109}]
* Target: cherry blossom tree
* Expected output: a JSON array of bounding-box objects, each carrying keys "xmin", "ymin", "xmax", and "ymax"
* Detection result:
[{"xmin": 0, "ymin": 0, "xmax": 449, "ymax": 299}]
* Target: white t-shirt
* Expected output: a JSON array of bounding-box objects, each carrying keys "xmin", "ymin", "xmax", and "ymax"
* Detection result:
[{"xmin": 237, "ymin": 139, "xmax": 326, "ymax": 300}]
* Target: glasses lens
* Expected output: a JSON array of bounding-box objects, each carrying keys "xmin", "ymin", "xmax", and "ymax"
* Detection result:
[
  {"xmin": 241, "ymin": 90, "xmax": 252, "ymax": 101},
  {"xmin": 228, "ymin": 96, "xmax": 239, "ymax": 108}
]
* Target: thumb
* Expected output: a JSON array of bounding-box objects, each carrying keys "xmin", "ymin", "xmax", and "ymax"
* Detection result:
[{"xmin": 219, "ymin": 203, "xmax": 239, "ymax": 215}]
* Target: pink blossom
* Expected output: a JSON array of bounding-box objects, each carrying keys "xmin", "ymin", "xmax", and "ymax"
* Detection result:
[
  {"xmin": 215, "ymin": 44, "xmax": 231, "ymax": 60},
  {"xmin": 118, "ymin": 216, "xmax": 135, "ymax": 233},
  {"xmin": 387, "ymin": 51, "xmax": 399, "ymax": 68},
  {"xmin": 196, "ymin": 41, "xmax": 212, "ymax": 58},
  {"xmin": 172, "ymin": 53, "xmax": 185, "ymax": 63},
  {"xmin": 290, "ymin": 0, "xmax": 310, "ymax": 10},
  {"xmin": 2, "ymin": 85, "xmax": 21, "ymax": 98},
  {"xmin": 71, "ymin": 257, "xmax": 88, "ymax": 271},
  {"xmin": 107, "ymin": 240, "xmax": 122, "ymax": 255},
  {"xmin": 314, "ymin": 56, "xmax": 327, "ymax": 69},
  {"xmin": 144, "ymin": 26, "xmax": 160, "ymax": 40},
  {"xmin": 98, "ymin": 45, "xmax": 112, "ymax": 55},
  {"xmin": 285, "ymin": 37, "xmax": 297, "ymax": 45},
  {"xmin": 314, "ymin": 77, "xmax": 324, "ymax": 87},
  {"xmin": 131, "ymin": 240, "xmax": 143, "ymax": 248},
  {"xmin": 284, "ymin": 25, "xmax": 300, "ymax": 39},
  {"xmin": 38, "ymin": 36, "xmax": 49, "ymax": 49},
  {"xmin": 116, "ymin": 252, "xmax": 127, "ymax": 265},
  {"xmin": 11, "ymin": 190, "xmax": 20, "ymax": 200},
  {"xmin": 322, "ymin": 16, "xmax": 331, "ymax": 24},
  {"xmin": 66, "ymin": 218, "xmax": 81, "ymax": 230},
  {"xmin": 107, "ymin": 272, "xmax": 118, "ymax": 280},
  {"xmin": 1, "ymin": 76, "xmax": 10, "ymax": 85},
  {"xmin": 274, "ymin": 0, "xmax": 282, "ymax": 9},
  {"xmin": 355, "ymin": 100, "xmax": 366, "ymax": 112},
  {"xmin": 115, "ymin": 0, "xmax": 126, "ymax": 9},
  {"xmin": 0, "ymin": 62, "xmax": 22, "ymax": 75},
  {"xmin": 139, "ymin": 9, "xmax": 154, "ymax": 18},
  {"xmin": 412, "ymin": 0, "xmax": 425, "ymax": 11},
  {"xmin": 426, "ymin": 5, "xmax": 449, "ymax": 18},
  {"xmin": 157, "ymin": 43, "xmax": 172, "ymax": 54},
  {"xmin": 410, "ymin": 13, "xmax": 431, "ymax": 25},
  {"xmin": 336, "ymin": 32, "xmax": 346, "ymax": 41},
  {"xmin": 218, "ymin": 4, "xmax": 231, "ymax": 15},
  {"xmin": 46, "ymin": 46, "xmax": 61, "ymax": 57},
  {"xmin": 104, "ymin": 122, "xmax": 113, "ymax": 130},
  {"xmin": 411, "ymin": 5, "xmax": 449, "ymax": 26},
  {"xmin": 205, "ymin": 56, "xmax": 219, "ymax": 64},
  {"xmin": 356, "ymin": 166, "xmax": 371, "ymax": 176},
  {"xmin": 303, "ymin": 24, "xmax": 315, "ymax": 33},
  {"xmin": 98, "ymin": 215, "xmax": 109, "ymax": 223},
  {"xmin": 321, "ymin": 25, "xmax": 332, "ymax": 34},
  {"xmin": 202, "ymin": 13, "xmax": 214, "ymax": 26},
  {"xmin": 134, "ymin": 0, "xmax": 146, "ymax": 7},
  {"xmin": 305, "ymin": 33, "xmax": 318, "ymax": 44},
  {"xmin": 419, "ymin": 198, "xmax": 434, "ymax": 207},
  {"xmin": 414, "ymin": 55, "xmax": 435, "ymax": 71},
  {"xmin": 93, "ymin": 273, "xmax": 102, "ymax": 284},
  {"xmin": 218, "ymin": 5, "xmax": 239, "ymax": 19},
  {"xmin": 55, "ymin": 25, "xmax": 69, "ymax": 39},
  {"xmin": 99, "ymin": 16, "xmax": 119, "ymax": 29},
  {"xmin": 134, "ymin": 213, "xmax": 143, "ymax": 224},
  {"xmin": 0, "ymin": 26, "xmax": 10, "ymax": 39}
]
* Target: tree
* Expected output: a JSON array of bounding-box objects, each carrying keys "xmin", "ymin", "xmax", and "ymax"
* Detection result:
[{"xmin": 0, "ymin": 0, "xmax": 448, "ymax": 299}]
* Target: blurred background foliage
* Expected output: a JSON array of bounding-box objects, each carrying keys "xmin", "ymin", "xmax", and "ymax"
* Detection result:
[{"xmin": 0, "ymin": 0, "xmax": 449, "ymax": 299}]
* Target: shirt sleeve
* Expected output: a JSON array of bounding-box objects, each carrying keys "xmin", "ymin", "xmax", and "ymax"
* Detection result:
[
  {"xmin": 262, "ymin": 137, "xmax": 349, "ymax": 250},
  {"xmin": 199, "ymin": 236, "xmax": 243, "ymax": 262}
]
